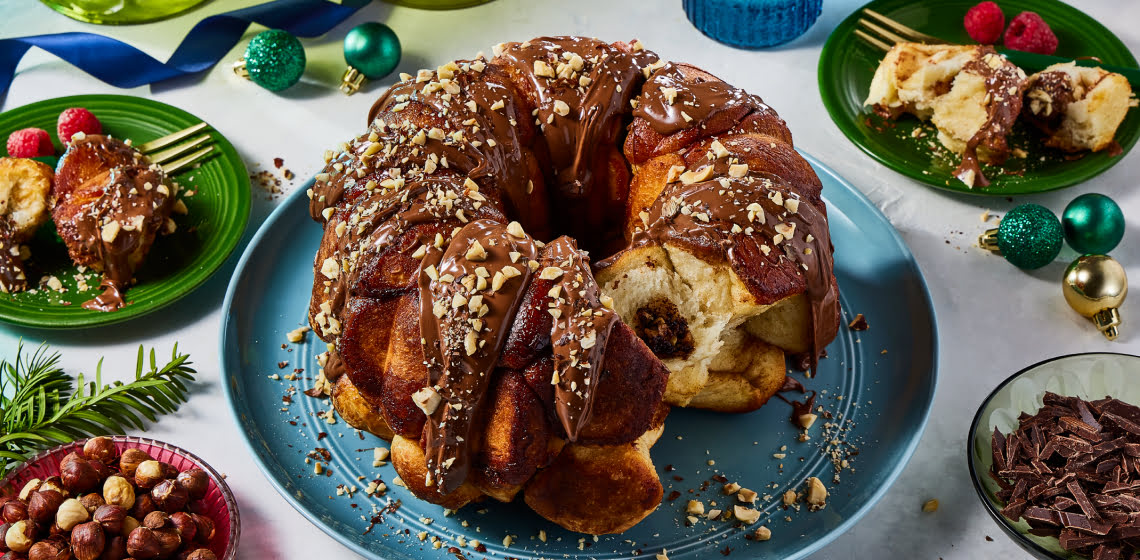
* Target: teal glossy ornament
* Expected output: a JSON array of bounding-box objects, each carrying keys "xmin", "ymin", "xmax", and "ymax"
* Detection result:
[
  {"xmin": 979, "ymin": 203, "xmax": 1064, "ymax": 270},
  {"xmin": 233, "ymin": 30, "xmax": 306, "ymax": 92},
  {"xmin": 1063, "ymin": 193, "xmax": 1125, "ymax": 255},
  {"xmin": 340, "ymin": 22, "xmax": 402, "ymax": 95}
]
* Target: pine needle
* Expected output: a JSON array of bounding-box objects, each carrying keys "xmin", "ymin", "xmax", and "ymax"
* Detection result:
[{"xmin": 0, "ymin": 341, "xmax": 196, "ymax": 477}]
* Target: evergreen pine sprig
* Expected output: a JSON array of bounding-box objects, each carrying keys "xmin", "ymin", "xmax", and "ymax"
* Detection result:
[{"xmin": 0, "ymin": 342, "xmax": 196, "ymax": 477}]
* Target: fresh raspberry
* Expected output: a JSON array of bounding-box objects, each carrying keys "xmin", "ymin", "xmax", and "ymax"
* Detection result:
[
  {"xmin": 1004, "ymin": 12, "xmax": 1058, "ymax": 55},
  {"xmin": 57, "ymin": 107, "xmax": 102, "ymax": 144},
  {"xmin": 964, "ymin": 1, "xmax": 1005, "ymax": 44},
  {"xmin": 5, "ymin": 128, "xmax": 53, "ymax": 158}
]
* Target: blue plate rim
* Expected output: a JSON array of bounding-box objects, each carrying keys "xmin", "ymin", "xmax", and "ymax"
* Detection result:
[
  {"xmin": 219, "ymin": 150, "xmax": 941, "ymax": 560},
  {"xmin": 966, "ymin": 351, "xmax": 1140, "ymax": 560}
]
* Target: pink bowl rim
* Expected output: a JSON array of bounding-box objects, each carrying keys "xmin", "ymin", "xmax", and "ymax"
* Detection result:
[{"xmin": 0, "ymin": 435, "xmax": 241, "ymax": 560}]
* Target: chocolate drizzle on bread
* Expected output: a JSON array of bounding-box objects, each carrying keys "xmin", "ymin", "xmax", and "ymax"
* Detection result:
[
  {"xmin": 53, "ymin": 135, "xmax": 176, "ymax": 310},
  {"xmin": 952, "ymin": 50, "xmax": 1027, "ymax": 188},
  {"xmin": 307, "ymin": 36, "xmax": 839, "ymax": 512}
]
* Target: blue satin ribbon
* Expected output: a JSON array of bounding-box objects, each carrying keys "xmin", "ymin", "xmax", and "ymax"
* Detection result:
[{"xmin": 0, "ymin": 0, "xmax": 369, "ymax": 98}]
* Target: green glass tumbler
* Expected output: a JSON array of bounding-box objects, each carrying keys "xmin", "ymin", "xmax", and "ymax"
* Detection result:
[
  {"xmin": 382, "ymin": 0, "xmax": 492, "ymax": 9},
  {"xmin": 39, "ymin": 0, "xmax": 211, "ymax": 25}
]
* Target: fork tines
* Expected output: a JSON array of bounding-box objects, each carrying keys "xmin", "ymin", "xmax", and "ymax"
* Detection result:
[
  {"xmin": 136, "ymin": 122, "xmax": 217, "ymax": 174},
  {"xmin": 857, "ymin": 8, "xmax": 948, "ymax": 51}
]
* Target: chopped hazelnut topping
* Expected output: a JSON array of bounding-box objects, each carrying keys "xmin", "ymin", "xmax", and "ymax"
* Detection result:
[
  {"xmin": 709, "ymin": 139, "xmax": 729, "ymax": 159},
  {"xmin": 533, "ymin": 60, "xmax": 555, "ymax": 78},
  {"xmin": 752, "ymin": 526, "xmax": 772, "ymax": 541},
  {"xmin": 539, "ymin": 266, "xmax": 564, "ymax": 280},
  {"xmin": 728, "ymin": 163, "xmax": 749, "ymax": 178},
  {"xmin": 286, "ymin": 326, "xmax": 310, "ymax": 343},
  {"xmin": 798, "ymin": 413, "xmax": 818, "ymax": 429},
  {"xmin": 320, "ymin": 257, "xmax": 340, "ymax": 279},
  {"xmin": 686, "ymin": 500, "xmax": 705, "ymax": 515},
  {"xmin": 101, "ymin": 220, "xmax": 121, "ymax": 243},
  {"xmin": 412, "ymin": 386, "xmax": 442, "ymax": 416},
  {"xmin": 679, "ymin": 166, "xmax": 714, "ymax": 185},
  {"xmin": 553, "ymin": 100, "xmax": 571, "ymax": 116},
  {"xmin": 465, "ymin": 240, "xmax": 488, "ymax": 261}
]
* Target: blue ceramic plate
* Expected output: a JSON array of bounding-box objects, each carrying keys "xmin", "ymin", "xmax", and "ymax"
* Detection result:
[{"xmin": 220, "ymin": 153, "xmax": 939, "ymax": 560}]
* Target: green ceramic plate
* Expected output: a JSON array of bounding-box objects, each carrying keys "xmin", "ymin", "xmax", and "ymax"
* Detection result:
[
  {"xmin": 819, "ymin": 0, "xmax": 1140, "ymax": 195},
  {"xmin": 0, "ymin": 94, "xmax": 250, "ymax": 328}
]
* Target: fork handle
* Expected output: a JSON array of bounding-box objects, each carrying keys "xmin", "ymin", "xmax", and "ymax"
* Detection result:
[{"xmin": 999, "ymin": 49, "xmax": 1140, "ymax": 88}]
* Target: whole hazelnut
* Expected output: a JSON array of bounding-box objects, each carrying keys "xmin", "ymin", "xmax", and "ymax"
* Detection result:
[
  {"xmin": 168, "ymin": 513, "xmax": 195, "ymax": 543},
  {"xmin": 128, "ymin": 495, "xmax": 154, "ymax": 521},
  {"xmin": 141, "ymin": 512, "xmax": 168, "ymax": 531},
  {"xmin": 151, "ymin": 528, "xmax": 180, "ymax": 557},
  {"xmin": 125, "ymin": 527, "xmax": 160, "ymax": 559},
  {"xmin": 47, "ymin": 522, "xmax": 67, "ymax": 539},
  {"xmin": 17, "ymin": 480, "xmax": 41, "ymax": 501},
  {"xmin": 61, "ymin": 459, "xmax": 100, "ymax": 494},
  {"xmin": 27, "ymin": 537, "xmax": 69, "ymax": 560},
  {"xmin": 54, "ymin": 498, "xmax": 89, "ymax": 531},
  {"xmin": 70, "ymin": 522, "xmax": 106, "ymax": 560},
  {"xmin": 149, "ymin": 482, "xmax": 187, "ymax": 514},
  {"xmin": 117, "ymin": 450, "xmax": 151, "ymax": 480},
  {"xmin": 0, "ymin": 522, "xmax": 8, "ymax": 552},
  {"xmin": 100, "ymin": 535, "xmax": 126, "ymax": 560},
  {"xmin": 82, "ymin": 438, "xmax": 118, "ymax": 466},
  {"xmin": 4, "ymin": 520, "xmax": 34, "ymax": 553},
  {"xmin": 80, "ymin": 494, "xmax": 104, "ymax": 514},
  {"xmin": 59, "ymin": 453, "xmax": 82, "ymax": 470},
  {"xmin": 174, "ymin": 470, "xmax": 207, "ymax": 502},
  {"xmin": 119, "ymin": 517, "xmax": 139, "ymax": 538},
  {"xmin": 92, "ymin": 506, "xmax": 125, "ymax": 535},
  {"xmin": 132, "ymin": 463, "xmax": 164, "ymax": 491},
  {"xmin": 27, "ymin": 491, "xmax": 64, "ymax": 525},
  {"xmin": 183, "ymin": 550, "xmax": 216, "ymax": 560},
  {"xmin": 1, "ymin": 501, "xmax": 27, "ymax": 524},
  {"xmin": 101, "ymin": 478, "xmax": 134, "ymax": 511},
  {"xmin": 189, "ymin": 514, "xmax": 213, "ymax": 544},
  {"xmin": 38, "ymin": 478, "xmax": 65, "ymax": 497}
]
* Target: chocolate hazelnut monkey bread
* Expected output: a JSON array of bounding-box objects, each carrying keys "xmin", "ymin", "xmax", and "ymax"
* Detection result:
[{"xmin": 306, "ymin": 36, "xmax": 840, "ymax": 534}]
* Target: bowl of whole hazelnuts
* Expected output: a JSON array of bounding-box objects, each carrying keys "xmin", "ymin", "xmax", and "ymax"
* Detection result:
[{"xmin": 0, "ymin": 435, "xmax": 238, "ymax": 560}]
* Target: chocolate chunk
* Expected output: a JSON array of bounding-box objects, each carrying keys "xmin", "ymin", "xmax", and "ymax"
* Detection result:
[{"xmin": 993, "ymin": 392, "xmax": 1140, "ymax": 552}]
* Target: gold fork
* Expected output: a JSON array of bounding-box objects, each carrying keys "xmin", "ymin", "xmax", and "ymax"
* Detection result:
[
  {"xmin": 853, "ymin": 7, "xmax": 1140, "ymax": 87},
  {"xmin": 135, "ymin": 122, "xmax": 216, "ymax": 175}
]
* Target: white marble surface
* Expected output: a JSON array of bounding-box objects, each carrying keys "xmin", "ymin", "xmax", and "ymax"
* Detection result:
[{"xmin": 1, "ymin": 0, "xmax": 1138, "ymax": 558}]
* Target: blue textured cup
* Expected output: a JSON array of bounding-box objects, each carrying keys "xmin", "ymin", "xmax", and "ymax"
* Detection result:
[{"xmin": 683, "ymin": 0, "xmax": 824, "ymax": 48}]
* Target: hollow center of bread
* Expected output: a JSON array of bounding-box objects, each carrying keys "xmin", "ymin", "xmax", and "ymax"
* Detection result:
[{"xmin": 634, "ymin": 297, "xmax": 695, "ymax": 359}]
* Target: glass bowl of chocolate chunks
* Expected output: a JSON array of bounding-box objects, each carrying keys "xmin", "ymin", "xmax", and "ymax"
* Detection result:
[{"xmin": 969, "ymin": 353, "xmax": 1140, "ymax": 560}]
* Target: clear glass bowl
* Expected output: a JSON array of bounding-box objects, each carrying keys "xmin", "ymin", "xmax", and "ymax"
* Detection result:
[
  {"xmin": 0, "ymin": 435, "xmax": 239, "ymax": 559},
  {"xmin": 967, "ymin": 353, "xmax": 1140, "ymax": 560}
]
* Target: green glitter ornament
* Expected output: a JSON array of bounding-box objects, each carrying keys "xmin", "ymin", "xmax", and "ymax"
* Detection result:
[
  {"xmin": 979, "ymin": 203, "xmax": 1064, "ymax": 270},
  {"xmin": 1063, "ymin": 193, "xmax": 1125, "ymax": 255},
  {"xmin": 233, "ymin": 29, "xmax": 306, "ymax": 92},
  {"xmin": 340, "ymin": 22, "xmax": 402, "ymax": 95}
]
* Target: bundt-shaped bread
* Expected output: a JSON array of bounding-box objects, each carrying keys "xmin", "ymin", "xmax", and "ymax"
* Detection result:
[{"xmin": 307, "ymin": 36, "xmax": 840, "ymax": 533}]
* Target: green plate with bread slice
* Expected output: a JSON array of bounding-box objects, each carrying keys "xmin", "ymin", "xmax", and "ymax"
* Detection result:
[
  {"xmin": 0, "ymin": 94, "xmax": 250, "ymax": 328},
  {"xmin": 819, "ymin": 0, "xmax": 1139, "ymax": 195}
]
